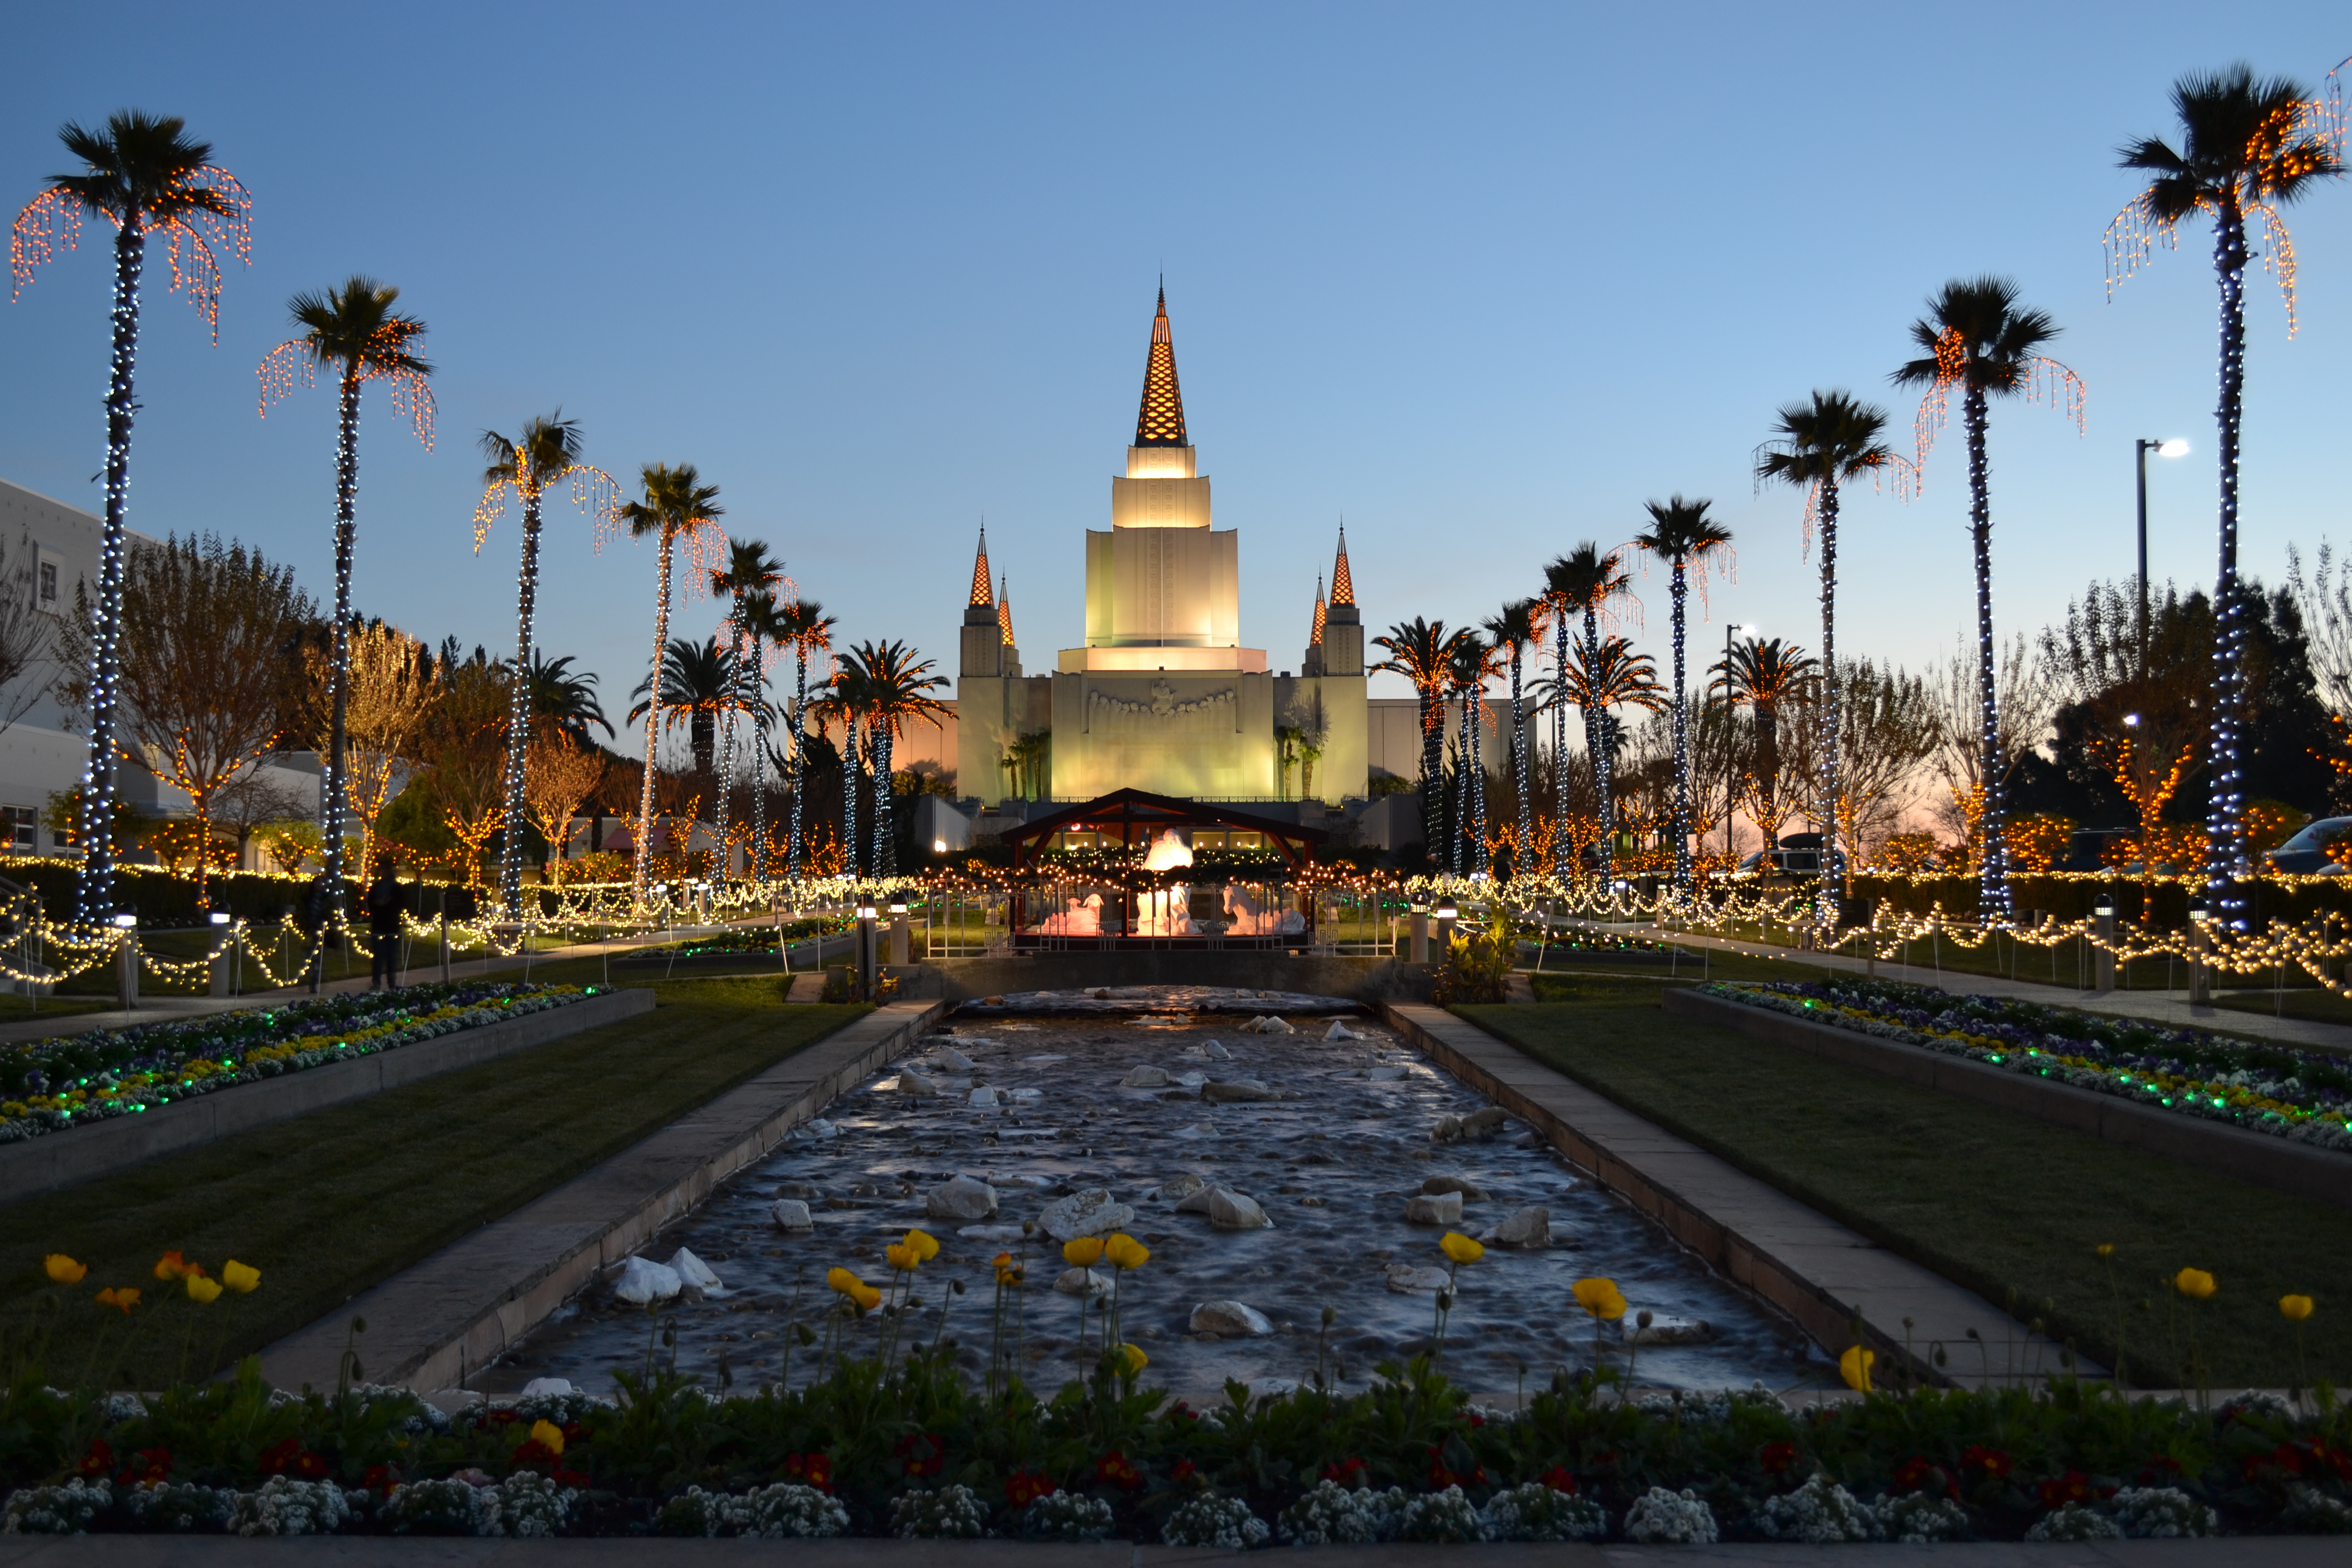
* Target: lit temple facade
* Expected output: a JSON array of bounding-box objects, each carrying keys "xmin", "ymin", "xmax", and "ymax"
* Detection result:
[{"xmin": 958, "ymin": 289, "xmax": 1367, "ymax": 806}]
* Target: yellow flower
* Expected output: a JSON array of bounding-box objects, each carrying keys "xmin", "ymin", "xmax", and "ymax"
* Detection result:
[
  {"xmin": 1440, "ymin": 1233, "xmax": 1484, "ymax": 1266},
  {"xmin": 1572, "ymin": 1278, "xmax": 1627, "ymax": 1321},
  {"xmin": 826, "ymin": 1266, "xmax": 867, "ymax": 1297},
  {"xmin": 886, "ymin": 1241, "xmax": 920, "ymax": 1272},
  {"xmin": 186, "ymin": 1273, "xmax": 224, "ymax": 1304},
  {"xmin": 2173, "ymin": 1268, "xmax": 2217, "ymax": 1301},
  {"xmin": 2095, "ymin": 1243, "xmax": 2114, "ymax": 1258},
  {"xmin": 1063, "ymin": 1237, "xmax": 1105, "ymax": 1268},
  {"xmin": 43, "ymin": 1254, "xmax": 86, "ymax": 1286},
  {"xmin": 94, "ymin": 1287, "xmax": 140, "ymax": 1314},
  {"xmin": 906, "ymin": 1228, "xmax": 940, "ymax": 1262},
  {"xmin": 1119, "ymin": 1343, "xmax": 1147, "ymax": 1375},
  {"xmin": 1103, "ymin": 1234, "xmax": 1151, "ymax": 1270},
  {"xmin": 1840, "ymin": 1345, "xmax": 1875, "ymax": 1393},
  {"xmin": 153, "ymin": 1250, "xmax": 195, "ymax": 1282},
  {"xmin": 849, "ymin": 1281, "xmax": 881, "ymax": 1313},
  {"xmin": 2281, "ymin": 1294, "xmax": 2316, "ymax": 1322},
  {"xmin": 992, "ymin": 1252, "xmax": 1022, "ymax": 1287},
  {"xmin": 529, "ymin": 1418, "xmax": 566, "ymax": 1455},
  {"xmin": 222, "ymin": 1260, "xmax": 260, "ymax": 1295}
]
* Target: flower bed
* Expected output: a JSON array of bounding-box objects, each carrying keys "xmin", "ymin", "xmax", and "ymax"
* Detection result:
[
  {"xmin": 1705, "ymin": 978, "xmax": 2352, "ymax": 1154},
  {"xmin": 0, "ymin": 982, "xmax": 593, "ymax": 1145},
  {"xmin": 2, "ymin": 1360, "xmax": 2347, "ymax": 1540}
]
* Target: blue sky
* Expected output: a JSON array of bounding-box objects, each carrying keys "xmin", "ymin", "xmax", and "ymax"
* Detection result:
[{"xmin": 2, "ymin": 3, "xmax": 2346, "ymax": 755}]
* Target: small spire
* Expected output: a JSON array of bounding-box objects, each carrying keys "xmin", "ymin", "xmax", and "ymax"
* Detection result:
[
  {"xmin": 968, "ymin": 527, "xmax": 993, "ymax": 607},
  {"xmin": 1330, "ymin": 525, "xmax": 1355, "ymax": 607},
  {"xmin": 1133, "ymin": 286, "xmax": 1189, "ymax": 447},
  {"xmin": 997, "ymin": 575, "xmax": 1016, "ymax": 647},
  {"xmin": 1310, "ymin": 574, "xmax": 1327, "ymax": 647}
]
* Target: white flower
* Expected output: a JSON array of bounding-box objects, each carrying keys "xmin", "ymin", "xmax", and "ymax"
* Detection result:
[
  {"xmin": 1482, "ymin": 1481, "xmax": 1608, "ymax": 1542},
  {"xmin": 1873, "ymin": 1490, "xmax": 1968, "ymax": 1543},
  {"xmin": 890, "ymin": 1485, "xmax": 989, "ymax": 1539},
  {"xmin": 1753, "ymin": 1473, "xmax": 1882, "ymax": 1542},
  {"xmin": 1161, "ymin": 1493, "xmax": 1269, "ymax": 1549},
  {"xmin": 2025, "ymin": 1502, "xmax": 2122, "ymax": 1542},
  {"xmin": 1278, "ymin": 1481, "xmax": 1404, "ymax": 1545},
  {"xmin": 1623, "ymin": 1485, "xmax": 1718, "ymax": 1545},
  {"xmin": 2108, "ymin": 1485, "xmax": 2218, "ymax": 1538},
  {"xmin": 1396, "ymin": 1484, "xmax": 1488, "ymax": 1542},
  {"xmin": 1020, "ymin": 1490, "xmax": 1116, "ymax": 1541},
  {"xmin": 231, "ymin": 1476, "xmax": 353, "ymax": 1536}
]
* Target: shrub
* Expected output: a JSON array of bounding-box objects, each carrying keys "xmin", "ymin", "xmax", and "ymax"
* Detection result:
[
  {"xmin": 1482, "ymin": 1481, "xmax": 1607, "ymax": 1542},
  {"xmin": 889, "ymin": 1485, "xmax": 988, "ymax": 1539},
  {"xmin": 2108, "ymin": 1485, "xmax": 2218, "ymax": 1539},
  {"xmin": 1161, "ymin": 1493, "xmax": 1269, "ymax": 1548},
  {"xmin": 1875, "ymin": 1491, "xmax": 1969, "ymax": 1544},
  {"xmin": 1277, "ymin": 1480, "xmax": 1403, "ymax": 1545},
  {"xmin": 1623, "ymin": 1486, "xmax": 1718, "ymax": 1545},
  {"xmin": 2025, "ymin": 1503, "xmax": 2122, "ymax": 1542},
  {"xmin": 231, "ymin": 1477, "xmax": 354, "ymax": 1536},
  {"xmin": 1753, "ymin": 1472, "xmax": 1882, "ymax": 1542},
  {"xmin": 1019, "ymin": 1491, "xmax": 1115, "ymax": 1542}
]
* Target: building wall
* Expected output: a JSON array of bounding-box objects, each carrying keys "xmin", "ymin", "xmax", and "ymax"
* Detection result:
[
  {"xmin": 1048, "ymin": 669, "xmax": 1276, "ymax": 800},
  {"xmin": 1367, "ymin": 697, "xmax": 1512, "ymax": 786}
]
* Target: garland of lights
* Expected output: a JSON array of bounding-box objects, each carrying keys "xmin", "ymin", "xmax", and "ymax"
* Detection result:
[
  {"xmin": 1814, "ymin": 474, "xmax": 1843, "ymax": 895},
  {"xmin": 634, "ymin": 528, "xmax": 679, "ymax": 905},
  {"xmin": 712, "ymin": 614, "xmax": 741, "ymax": 875},
  {"xmin": 2208, "ymin": 194, "xmax": 2251, "ymax": 929},
  {"xmin": 841, "ymin": 709, "xmax": 862, "ymax": 879},
  {"xmin": 787, "ymin": 632, "xmax": 815, "ymax": 879},
  {"xmin": 870, "ymin": 716, "xmax": 895, "ymax": 877},
  {"xmin": 1666, "ymin": 557, "xmax": 1693, "ymax": 890}
]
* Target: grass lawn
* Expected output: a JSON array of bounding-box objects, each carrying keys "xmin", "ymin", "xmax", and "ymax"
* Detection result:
[
  {"xmin": 0, "ymin": 976, "xmax": 866, "ymax": 1387},
  {"xmin": 1467, "ymin": 977, "xmax": 2352, "ymax": 1389}
]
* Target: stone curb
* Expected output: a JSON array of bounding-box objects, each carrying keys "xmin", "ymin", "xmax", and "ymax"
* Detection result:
[
  {"xmin": 1379, "ymin": 1002, "xmax": 2080, "ymax": 1389},
  {"xmin": 255, "ymin": 999, "xmax": 948, "ymax": 1395},
  {"xmin": 0, "ymin": 989, "xmax": 656, "ymax": 1199},
  {"xmin": 1665, "ymin": 987, "xmax": 2352, "ymax": 1215}
]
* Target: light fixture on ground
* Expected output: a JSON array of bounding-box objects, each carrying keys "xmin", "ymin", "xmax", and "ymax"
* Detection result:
[{"xmin": 2134, "ymin": 438, "xmax": 2188, "ymax": 675}]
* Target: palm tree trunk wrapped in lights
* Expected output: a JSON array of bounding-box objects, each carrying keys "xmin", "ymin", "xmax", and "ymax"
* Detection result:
[
  {"xmin": 736, "ymin": 589, "xmax": 790, "ymax": 883},
  {"xmin": 11, "ymin": 111, "xmax": 251, "ymax": 926},
  {"xmin": 707, "ymin": 540, "xmax": 785, "ymax": 880},
  {"xmin": 1480, "ymin": 601, "xmax": 1542, "ymax": 877},
  {"xmin": 1544, "ymin": 546, "xmax": 1637, "ymax": 880},
  {"xmin": 256, "ymin": 277, "xmax": 433, "ymax": 908},
  {"xmin": 1374, "ymin": 618, "xmax": 1469, "ymax": 870},
  {"xmin": 777, "ymin": 599, "xmax": 835, "ymax": 881},
  {"xmin": 616, "ymin": 464, "xmax": 724, "ymax": 903},
  {"xmin": 1633, "ymin": 497, "xmax": 1734, "ymax": 892},
  {"xmin": 1893, "ymin": 280, "xmax": 2081, "ymax": 924},
  {"xmin": 828, "ymin": 640, "xmax": 949, "ymax": 880},
  {"xmin": 2108, "ymin": 64, "xmax": 2341, "ymax": 928}
]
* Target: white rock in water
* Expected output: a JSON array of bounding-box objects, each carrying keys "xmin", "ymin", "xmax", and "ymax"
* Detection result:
[
  {"xmin": 1190, "ymin": 1300, "xmax": 1275, "ymax": 1337},
  {"xmin": 1385, "ymin": 1264, "xmax": 1452, "ymax": 1293},
  {"xmin": 1462, "ymin": 1107, "xmax": 1509, "ymax": 1138},
  {"xmin": 1172, "ymin": 1121, "xmax": 1218, "ymax": 1139},
  {"xmin": 769, "ymin": 1198, "xmax": 815, "ymax": 1232},
  {"xmin": 1623, "ymin": 1313, "xmax": 1714, "ymax": 1346},
  {"xmin": 1054, "ymin": 1266, "xmax": 1113, "ymax": 1298},
  {"xmin": 959, "ymin": 1223, "xmax": 1026, "ymax": 1241},
  {"xmin": 1422, "ymin": 1175, "xmax": 1488, "ymax": 1201},
  {"xmin": 1208, "ymin": 1189, "xmax": 1273, "ymax": 1231},
  {"xmin": 1175, "ymin": 1071, "xmax": 1209, "ymax": 1088},
  {"xmin": 520, "ymin": 1377, "xmax": 575, "ymax": 1398},
  {"xmin": 897, "ymin": 1070, "xmax": 940, "ymax": 1097},
  {"xmin": 1482, "ymin": 1206, "xmax": 1550, "ymax": 1248},
  {"xmin": 611, "ymin": 1256, "xmax": 682, "ymax": 1305},
  {"xmin": 926, "ymin": 1174, "xmax": 999, "ymax": 1221},
  {"xmin": 1158, "ymin": 1174, "xmax": 1207, "ymax": 1202},
  {"xmin": 1324, "ymin": 1020, "xmax": 1361, "ymax": 1041},
  {"xmin": 1174, "ymin": 1183, "xmax": 1226, "ymax": 1214},
  {"xmin": 668, "ymin": 1247, "xmax": 725, "ymax": 1295},
  {"xmin": 1405, "ymin": 1191, "xmax": 1464, "ymax": 1226},
  {"xmin": 1254, "ymin": 1015, "xmax": 1297, "ymax": 1035},
  {"xmin": 1368, "ymin": 1065, "xmax": 1409, "ymax": 1081},
  {"xmin": 968, "ymin": 1086, "xmax": 1000, "ymax": 1107},
  {"xmin": 1039, "ymin": 1187, "xmax": 1135, "ymax": 1241},
  {"xmin": 1005, "ymin": 1087, "xmax": 1045, "ymax": 1103},
  {"xmin": 988, "ymin": 1173, "xmax": 1050, "ymax": 1188},
  {"xmin": 1202, "ymin": 1079, "xmax": 1277, "ymax": 1104},
  {"xmin": 1121, "ymin": 1065, "xmax": 1170, "ymax": 1088},
  {"xmin": 1203, "ymin": 1039, "xmax": 1233, "ymax": 1059},
  {"xmin": 804, "ymin": 1118, "xmax": 839, "ymax": 1139},
  {"xmin": 938, "ymin": 1046, "xmax": 978, "ymax": 1071}
]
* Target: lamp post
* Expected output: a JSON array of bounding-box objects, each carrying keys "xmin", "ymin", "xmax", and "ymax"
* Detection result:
[{"xmin": 2134, "ymin": 438, "xmax": 2189, "ymax": 676}]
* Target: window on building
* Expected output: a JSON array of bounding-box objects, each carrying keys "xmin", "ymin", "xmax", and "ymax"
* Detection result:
[
  {"xmin": 37, "ymin": 560, "xmax": 57, "ymax": 609},
  {"xmin": 3, "ymin": 805, "xmax": 36, "ymax": 850}
]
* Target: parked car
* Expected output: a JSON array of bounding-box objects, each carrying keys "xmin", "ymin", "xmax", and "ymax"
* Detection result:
[
  {"xmin": 2266, "ymin": 817, "xmax": 2352, "ymax": 874},
  {"xmin": 1736, "ymin": 832, "xmax": 1823, "ymax": 877},
  {"xmin": 2057, "ymin": 827, "xmax": 2137, "ymax": 872}
]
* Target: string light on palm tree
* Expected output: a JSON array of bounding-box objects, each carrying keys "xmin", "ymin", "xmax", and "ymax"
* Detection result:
[
  {"xmin": 1755, "ymin": 393, "xmax": 1910, "ymax": 902},
  {"xmin": 1632, "ymin": 497, "xmax": 1735, "ymax": 893},
  {"xmin": 813, "ymin": 655, "xmax": 868, "ymax": 879},
  {"xmin": 1541, "ymin": 545, "xmax": 1640, "ymax": 879},
  {"xmin": 1448, "ymin": 633, "xmax": 1505, "ymax": 876},
  {"xmin": 707, "ymin": 537, "xmax": 787, "ymax": 878},
  {"xmin": 776, "ymin": 598, "xmax": 836, "ymax": 881},
  {"xmin": 837, "ymin": 640, "xmax": 950, "ymax": 878},
  {"xmin": 11, "ymin": 111, "xmax": 252, "ymax": 927},
  {"xmin": 1480, "ymin": 599, "xmax": 1548, "ymax": 879},
  {"xmin": 474, "ymin": 414, "xmax": 623, "ymax": 916},
  {"xmin": 256, "ymin": 277, "xmax": 433, "ymax": 913},
  {"xmin": 613, "ymin": 463, "xmax": 724, "ymax": 907},
  {"xmin": 735, "ymin": 588, "xmax": 791, "ymax": 881},
  {"xmin": 1373, "ymin": 618, "xmax": 1464, "ymax": 869},
  {"xmin": 1892, "ymin": 279, "xmax": 2082, "ymax": 926},
  {"xmin": 2108, "ymin": 62, "xmax": 2343, "ymax": 928}
]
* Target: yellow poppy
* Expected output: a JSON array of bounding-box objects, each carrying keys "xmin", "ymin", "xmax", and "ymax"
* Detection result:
[
  {"xmin": 886, "ymin": 1242, "xmax": 920, "ymax": 1272},
  {"xmin": 1440, "ymin": 1233, "xmax": 1484, "ymax": 1265},
  {"xmin": 904, "ymin": 1229, "xmax": 940, "ymax": 1263},
  {"xmin": 1063, "ymin": 1237, "xmax": 1105, "ymax": 1267},
  {"xmin": 1104, "ymin": 1234, "xmax": 1151, "ymax": 1270},
  {"xmin": 1572, "ymin": 1278, "xmax": 1627, "ymax": 1321},
  {"xmin": 826, "ymin": 1266, "xmax": 867, "ymax": 1297},
  {"xmin": 222, "ymin": 1260, "xmax": 260, "ymax": 1295},
  {"xmin": 2095, "ymin": 1243, "xmax": 2114, "ymax": 1258},
  {"xmin": 1840, "ymin": 1345, "xmax": 1874, "ymax": 1393},
  {"xmin": 1119, "ymin": 1343, "xmax": 1148, "ymax": 1375},
  {"xmin": 153, "ymin": 1250, "xmax": 195, "ymax": 1282},
  {"xmin": 849, "ymin": 1281, "xmax": 881, "ymax": 1313},
  {"xmin": 94, "ymin": 1287, "xmax": 139, "ymax": 1314},
  {"xmin": 992, "ymin": 1252, "xmax": 1022, "ymax": 1286},
  {"xmin": 2173, "ymin": 1268, "xmax": 2217, "ymax": 1301},
  {"xmin": 529, "ymin": 1418, "xmax": 566, "ymax": 1455},
  {"xmin": 43, "ymin": 1255, "xmax": 86, "ymax": 1286},
  {"xmin": 2281, "ymin": 1294, "xmax": 2316, "ymax": 1322},
  {"xmin": 186, "ymin": 1273, "xmax": 224, "ymax": 1304}
]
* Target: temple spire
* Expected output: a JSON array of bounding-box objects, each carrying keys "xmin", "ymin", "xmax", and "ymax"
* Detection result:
[
  {"xmin": 968, "ymin": 528, "xmax": 993, "ymax": 607},
  {"xmin": 1132, "ymin": 286, "xmax": 1189, "ymax": 447},
  {"xmin": 997, "ymin": 575, "xmax": 1016, "ymax": 647},
  {"xmin": 1330, "ymin": 525, "xmax": 1355, "ymax": 607},
  {"xmin": 1309, "ymin": 574, "xmax": 1327, "ymax": 647}
]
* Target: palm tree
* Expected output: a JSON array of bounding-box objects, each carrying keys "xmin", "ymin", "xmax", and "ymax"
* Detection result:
[
  {"xmin": 812, "ymin": 658, "xmax": 870, "ymax": 877},
  {"xmin": 1633, "ymin": 496, "xmax": 1734, "ymax": 890},
  {"xmin": 1373, "ymin": 618, "xmax": 1460, "ymax": 863},
  {"xmin": 775, "ymin": 598, "xmax": 836, "ymax": 879},
  {"xmin": 255, "ymin": 277, "xmax": 432, "ymax": 910},
  {"xmin": 1755, "ymin": 391, "xmax": 1905, "ymax": 896},
  {"xmin": 11, "ymin": 111, "xmax": 251, "ymax": 925},
  {"xmin": 627, "ymin": 636, "xmax": 739, "ymax": 777},
  {"xmin": 1542, "ymin": 544, "xmax": 1638, "ymax": 876},
  {"xmin": 835, "ymin": 640, "xmax": 950, "ymax": 876},
  {"xmin": 1892, "ymin": 279, "xmax": 2080, "ymax": 924},
  {"xmin": 707, "ymin": 536, "xmax": 785, "ymax": 875},
  {"xmin": 528, "ymin": 649, "xmax": 613, "ymax": 746},
  {"xmin": 1480, "ymin": 599, "xmax": 1547, "ymax": 876},
  {"xmin": 1711, "ymin": 636, "xmax": 1818, "ymax": 848},
  {"xmin": 1448, "ymin": 633, "xmax": 1504, "ymax": 874},
  {"xmin": 616, "ymin": 463, "xmax": 723, "ymax": 904},
  {"xmin": 734, "ymin": 588, "xmax": 791, "ymax": 879},
  {"xmin": 2110, "ymin": 64, "xmax": 2342, "ymax": 923}
]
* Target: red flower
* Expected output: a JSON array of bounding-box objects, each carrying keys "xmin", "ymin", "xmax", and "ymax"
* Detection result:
[
  {"xmin": 2245, "ymin": 1443, "xmax": 2306, "ymax": 1482},
  {"xmin": 1759, "ymin": 1441, "xmax": 1798, "ymax": 1474},
  {"xmin": 1169, "ymin": 1401, "xmax": 1197, "ymax": 1423},
  {"xmin": 1463, "ymin": 1411, "xmax": 1486, "ymax": 1429},
  {"xmin": 2037, "ymin": 1470, "xmax": 2092, "ymax": 1510},
  {"xmin": 1892, "ymin": 1456, "xmax": 1956, "ymax": 1499},
  {"xmin": 1172, "ymin": 1459, "xmax": 1197, "ymax": 1483},
  {"xmin": 783, "ymin": 1452, "xmax": 835, "ymax": 1492},
  {"xmin": 78, "ymin": 1439, "xmax": 113, "ymax": 1479},
  {"xmin": 1539, "ymin": 1466, "xmax": 1579, "ymax": 1494},
  {"xmin": 257, "ymin": 1438, "xmax": 304, "ymax": 1476},
  {"xmin": 511, "ymin": 1440, "xmax": 559, "ymax": 1468},
  {"xmin": 1425, "ymin": 1445, "xmax": 1486, "ymax": 1490},
  {"xmin": 2136, "ymin": 1454, "xmax": 2184, "ymax": 1487},
  {"xmin": 363, "ymin": 1464, "xmax": 400, "ymax": 1497},
  {"xmin": 484, "ymin": 1408, "xmax": 521, "ymax": 1427},
  {"xmin": 1962, "ymin": 1445, "xmax": 2013, "ymax": 1479},
  {"xmin": 560, "ymin": 1422, "xmax": 587, "ymax": 1447},
  {"xmin": 896, "ymin": 1433, "xmax": 946, "ymax": 1478},
  {"xmin": 2311, "ymin": 1443, "xmax": 2352, "ymax": 1481},
  {"xmin": 550, "ymin": 1466, "xmax": 591, "ymax": 1489},
  {"xmin": 291, "ymin": 1450, "xmax": 329, "ymax": 1480},
  {"xmin": 1006, "ymin": 1472, "xmax": 1056, "ymax": 1508},
  {"xmin": 1096, "ymin": 1451, "xmax": 1143, "ymax": 1490},
  {"xmin": 1321, "ymin": 1457, "xmax": 1368, "ymax": 1485}
]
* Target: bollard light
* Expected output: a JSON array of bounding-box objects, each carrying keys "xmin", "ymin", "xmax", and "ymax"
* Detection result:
[
  {"xmin": 111, "ymin": 913, "xmax": 137, "ymax": 929},
  {"xmin": 1433, "ymin": 898, "xmax": 1457, "ymax": 920},
  {"xmin": 888, "ymin": 901, "xmax": 908, "ymax": 916},
  {"xmin": 857, "ymin": 903, "xmax": 877, "ymax": 921},
  {"xmin": 209, "ymin": 911, "xmax": 231, "ymax": 925},
  {"xmin": 933, "ymin": 839, "xmax": 948, "ymax": 854},
  {"xmin": 2093, "ymin": 904, "xmax": 2115, "ymax": 918}
]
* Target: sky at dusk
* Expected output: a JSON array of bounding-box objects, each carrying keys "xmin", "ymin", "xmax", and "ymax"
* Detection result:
[{"xmin": 1, "ymin": 3, "xmax": 2346, "ymax": 760}]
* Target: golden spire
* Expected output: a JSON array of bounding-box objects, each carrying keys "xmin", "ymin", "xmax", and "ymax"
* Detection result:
[
  {"xmin": 968, "ymin": 527, "xmax": 993, "ymax": 607},
  {"xmin": 1310, "ymin": 574, "xmax": 1326, "ymax": 647},
  {"xmin": 997, "ymin": 575, "xmax": 1016, "ymax": 647},
  {"xmin": 1132, "ymin": 284, "xmax": 1189, "ymax": 448},
  {"xmin": 1330, "ymin": 525, "xmax": 1355, "ymax": 607}
]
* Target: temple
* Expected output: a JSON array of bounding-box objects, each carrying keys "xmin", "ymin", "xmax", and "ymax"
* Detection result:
[{"xmin": 958, "ymin": 288, "xmax": 1368, "ymax": 806}]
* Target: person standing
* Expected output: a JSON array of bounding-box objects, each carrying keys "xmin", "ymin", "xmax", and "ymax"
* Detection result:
[{"xmin": 366, "ymin": 860, "xmax": 406, "ymax": 990}]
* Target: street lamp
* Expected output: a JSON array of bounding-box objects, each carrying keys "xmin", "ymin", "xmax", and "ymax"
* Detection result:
[
  {"xmin": 2135, "ymin": 438, "xmax": 2189, "ymax": 675},
  {"xmin": 1722, "ymin": 623, "xmax": 1758, "ymax": 862}
]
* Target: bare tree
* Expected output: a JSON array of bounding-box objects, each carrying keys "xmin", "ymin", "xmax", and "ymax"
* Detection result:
[
  {"xmin": 0, "ymin": 531, "xmax": 54, "ymax": 738},
  {"xmin": 2288, "ymin": 542, "xmax": 2352, "ymax": 718},
  {"xmin": 523, "ymin": 724, "xmax": 604, "ymax": 886},
  {"xmin": 209, "ymin": 764, "xmax": 309, "ymax": 869},
  {"xmin": 1928, "ymin": 632, "xmax": 2054, "ymax": 854},
  {"xmin": 1791, "ymin": 656, "xmax": 1940, "ymax": 872}
]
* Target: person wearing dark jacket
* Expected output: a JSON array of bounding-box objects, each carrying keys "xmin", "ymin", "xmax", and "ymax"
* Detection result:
[{"xmin": 365, "ymin": 862, "xmax": 407, "ymax": 990}]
